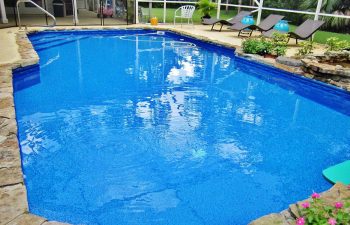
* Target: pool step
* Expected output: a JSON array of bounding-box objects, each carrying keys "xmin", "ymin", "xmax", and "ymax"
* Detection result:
[
  {"xmin": 30, "ymin": 34, "xmax": 74, "ymax": 42},
  {"xmin": 33, "ymin": 36, "xmax": 89, "ymax": 51}
]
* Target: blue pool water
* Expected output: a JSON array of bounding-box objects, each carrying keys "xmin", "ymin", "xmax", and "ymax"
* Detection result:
[{"xmin": 13, "ymin": 30, "xmax": 350, "ymax": 225}]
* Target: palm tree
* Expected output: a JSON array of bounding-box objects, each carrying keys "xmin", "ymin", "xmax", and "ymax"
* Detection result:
[{"xmin": 302, "ymin": 0, "xmax": 350, "ymax": 32}]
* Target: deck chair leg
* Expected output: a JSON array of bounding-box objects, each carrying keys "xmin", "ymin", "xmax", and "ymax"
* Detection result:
[
  {"xmin": 219, "ymin": 24, "xmax": 224, "ymax": 32},
  {"xmin": 211, "ymin": 24, "xmax": 215, "ymax": 31},
  {"xmin": 238, "ymin": 30, "xmax": 241, "ymax": 37}
]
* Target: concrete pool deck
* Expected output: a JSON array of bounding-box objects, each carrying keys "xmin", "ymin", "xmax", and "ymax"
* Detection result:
[
  {"xmin": 0, "ymin": 24, "xmax": 349, "ymax": 225},
  {"xmin": 0, "ymin": 23, "xmax": 327, "ymax": 64}
]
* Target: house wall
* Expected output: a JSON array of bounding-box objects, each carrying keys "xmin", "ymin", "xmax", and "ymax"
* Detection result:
[
  {"xmin": 5, "ymin": 0, "xmax": 87, "ymax": 15},
  {"xmin": 5, "ymin": 0, "xmax": 54, "ymax": 15}
]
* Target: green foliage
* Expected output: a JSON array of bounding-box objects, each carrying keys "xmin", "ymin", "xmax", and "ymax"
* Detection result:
[
  {"xmin": 263, "ymin": 0, "xmax": 304, "ymax": 26},
  {"xmin": 296, "ymin": 194, "xmax": 350, "ymax": 225},
  {"xmin": 271, "ymin": 32, "xmax": 289, "ymax": 56},
  {"xmin": 242, "ymin": 34, "xmax": 289, "ymax": 57},
  {"xmin": 301, "ymin": 0, "xmax": 350, "ymax": 32},
  {"xmin": 242, "ymin": 38, "xmax": 273, "ymax": 56},
  {"xmin": 326, "ymin": 37, "xmax": 350, "ymax": 51},
  {"xmin": 196, "ymin": 0, "xmax": 216, "ymax": 17},
  {"xmin": 296, "ymin": 40, "xmax": 314, "ymax": 57}
]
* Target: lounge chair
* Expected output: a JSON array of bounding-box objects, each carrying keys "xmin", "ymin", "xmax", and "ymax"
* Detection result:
[
  {"xmin": 262, "ymin": 19, "xmax": 325, "ymax": 44},
  {"xmin": 228, "ymin": 14, "xmax": 285, "ymax": 37},
  {"xmin": 202, "ymin": 11, "xmax": 252, "ymax": 32},
  {"xmin": 174, "ymin": 5, "xmax": 196, "ymax": 26}
]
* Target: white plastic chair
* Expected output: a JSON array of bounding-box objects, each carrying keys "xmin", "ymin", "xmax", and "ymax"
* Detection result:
[
  {"xmin": 173, "ymin": 5, "xmax": 195, "ymax": 26},
  {"xmin": 139, "ymin": 7, "xmax": 150, "ymax": 23}
]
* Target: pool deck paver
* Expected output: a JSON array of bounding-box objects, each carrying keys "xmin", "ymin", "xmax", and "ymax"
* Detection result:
[
  {"xmin": 0, "ymin": 24, "xmax": 349, "ymax": 225},
  {"xmin": 7, "ymin": 213, "xmax": 47, "ymax": 225}
]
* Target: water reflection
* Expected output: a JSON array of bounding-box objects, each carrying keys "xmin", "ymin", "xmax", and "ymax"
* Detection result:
[{"xmin": 167, "ymin": 61, "xmax": 195, "ymax": 85}]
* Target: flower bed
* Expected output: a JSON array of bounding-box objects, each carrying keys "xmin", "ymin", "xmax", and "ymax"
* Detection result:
[{"xmin": 249, "ymin": 183, "xmax": 350, "ymax": 225}]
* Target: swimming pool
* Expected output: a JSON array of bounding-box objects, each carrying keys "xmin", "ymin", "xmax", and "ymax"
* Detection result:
[{"xmin": 13, "ymin": 29, "xmax": 350, "ymax": 225}]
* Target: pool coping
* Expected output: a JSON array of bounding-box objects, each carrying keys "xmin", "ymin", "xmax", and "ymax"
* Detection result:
[
  {"xmin": 0, "ymin": 30, "xmax": 70, "ymax": 225},
  {"xmin": 0, "ymin": 26, "xmax": 348, "ymax": 225}
]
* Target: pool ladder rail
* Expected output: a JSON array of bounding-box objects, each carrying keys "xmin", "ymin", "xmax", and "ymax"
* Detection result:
[{"xmin": 16, "ymin": 0, "xmax": 56, "ymax": 29}]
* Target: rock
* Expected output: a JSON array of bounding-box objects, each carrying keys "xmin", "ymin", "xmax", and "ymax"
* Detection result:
[
  {"xmin": 0, "ymin": 167, "xmax": 23, "ymax": 186},
  {"xmin": 249, "ymin": 213, "xmax": 290, "ymax": 225},
  {"xmin": 0, "ymin": 135, "xmax": 6, "ymax": 144},
  {"xmin": 250, "ymin": 183, "xmax": 350, "ymax": 224},
  {"xmin": 0, "ymin": 137, "xmax": 21, "ymax": 169},
  {"xmin": 0, "ymin": 184, "xmax": 28, "ymax": 225},
  {"xmin": 0, "ymin": 106, "xmax": 15, "ymax": 119},
  {"xmin": 6, "ymin": 213, "xmax": 46, "ymax": 225},
  {"xmin": 335, "ymin": 65, "xmax": 343, "ymax": 70},
  {"xmin": 276, "ymin": 56, "xmax": 303, "ymax": 67},
  {"xmin": 301, "ymin": 52, "xmax": 350, "ymax": 86},
  {"xmin": 42, "ymin": 222, "xmax": 71, "ymax": 225},
  {"xmin": 280, "ymin": 209, "xmax": 295, "ymax": 224},
  {"xmin": 0, "ymin": 118, "xmax": 17, "ymax": 136}
]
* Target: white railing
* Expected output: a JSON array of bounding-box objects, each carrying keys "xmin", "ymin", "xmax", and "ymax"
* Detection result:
[
  {"xmin": 135, "ymin": 0, "xmax": 350, "ymax": 25},
  {"xmin": 16, "ymin": 0, "xmax": 56, "ymax": 28},
  {"xmin": 219, "ymin": 1, "xmax": 350, "ymax": 23}
]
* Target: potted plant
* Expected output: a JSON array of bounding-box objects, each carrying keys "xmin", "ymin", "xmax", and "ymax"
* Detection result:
[{"xmin": 196, "ymin": 0, "xmax": 217, "ymax": 21}]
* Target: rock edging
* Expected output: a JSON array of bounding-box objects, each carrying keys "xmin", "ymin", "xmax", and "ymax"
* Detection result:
[
  {"xmin": 249, "ymin": 183, "xmax": 350, "ymax": 225},
  {"xmin": 301, "ymin": 51, "xmax": 350, "ymax": 90},
  {"xmin": 0, "ymin": 30, "xmax": 69, "ymax": 225}
]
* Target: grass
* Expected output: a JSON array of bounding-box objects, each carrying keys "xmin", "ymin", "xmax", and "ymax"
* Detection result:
[
  {"xmin": 140, "ymin": 8, "xmax": 233, "ymax": 24},
  {"xmin": 141, "ymin": 7, "xmax": 350, "ymax": 44}
]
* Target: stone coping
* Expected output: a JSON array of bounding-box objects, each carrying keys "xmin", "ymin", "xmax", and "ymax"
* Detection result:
[
  {"xmin": 0, "ymin": 31, "xmax": 70, "ymax": 224},
  {"xmin": 301, "ymin": 51, "xmax": 350, "ymax": 86},
  {"xmin": 249, "ymin": 183, "xmax": 350, "ymax": 225},
  {"xmin": 302, "ymin": 58, "xmax": 350, "ymax": 77},
  {"xmin": 0, "ymin": 25, "xmax": 347, "ymax": 225}
]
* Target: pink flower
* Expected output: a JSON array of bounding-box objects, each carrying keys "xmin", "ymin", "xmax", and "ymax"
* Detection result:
[
  {"xmin": 311, "ymin": 192, "xmax": 320, "ymax": 199},
  {"xmin": 347, "ymin": 184, "xmax": 350, "ymax": 190},
  {"xmin": 328, "ymin": 218, "xmax": 337, "ymax": 225},
  {"xmin": 296, "ymin": 217, "xmax": 305, "ymax": 225},
  {"xmin": 301, "ymin": 201, "xmax": 310, "ymax": 208},
  {"xmin": 334, "ymin": 202, "xmax": 343, "ymax": 209}
]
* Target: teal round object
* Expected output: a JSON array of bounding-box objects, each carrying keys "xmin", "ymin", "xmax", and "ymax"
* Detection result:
[
  {"xmin": 241, "ymin": 15, "xmax": 255, "ymax": 25},
  {"xmin": 274, "ymin": 20, "xmax": 289, "ymax": 32}
]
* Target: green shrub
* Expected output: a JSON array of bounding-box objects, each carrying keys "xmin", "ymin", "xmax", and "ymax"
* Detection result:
[
  {"xmin": 242, "ymin": 35, "xmax": 289, "ymax": 57},
  {"xmin": 242, "ymin": 38, "xmax": 273, "ymax": 56},
  {"xmin": 296, "ymin": 40, "xmax": 314, "ymax": 57},
  {"xmin": 196, "ymin": 0, "xmax": 216, "ymax": 17},
  {"xmin": 295, "ymin": 192, "xmax": 350, "ymax": 225},
  {"xmin": 242, "ymin": 38, "xmax": 261, "ymax": 54},
  {"xmin": 326, "ymin": 37, "xmax": 350, "ymax": 51},
  {"xmin": 271, "ymin": 32, "xmax": 289, "ymax": 56}
]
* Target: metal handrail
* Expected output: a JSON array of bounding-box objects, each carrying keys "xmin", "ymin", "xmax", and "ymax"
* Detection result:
[{"xmin": 16, "ymin": 0, "xmax": 56, "ymax": 29}]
